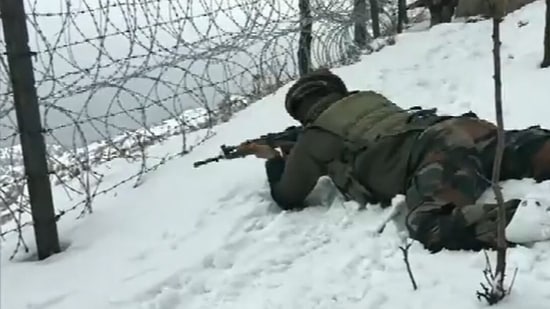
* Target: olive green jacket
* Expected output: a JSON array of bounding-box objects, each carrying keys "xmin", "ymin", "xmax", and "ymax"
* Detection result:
[{"xmin": 266, "ymin": 91, "xmax": 440, "ymax": 210}]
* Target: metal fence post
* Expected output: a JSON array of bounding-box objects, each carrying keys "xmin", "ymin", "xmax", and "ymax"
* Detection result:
[
  {"xmin": 0, "ymin": 0, "xmax": 60, "ymax": 260},
  {"xmin": 369, "ymin": 0, "xmax": 381, "ymax": 38},
  {"xmin": 397, "ymin": 0, "xmax": 409, "ymax": 33},
  {"xmin": 542, "ymin": 0, "xmax": 549, "ymax": 68},
  {"xmin": 298, "ymin": 0, "xmax": 312, "ymax": 76},
  {"xmin": 353, "ymin": 0, "xmax": 367, "ymax": 48}
]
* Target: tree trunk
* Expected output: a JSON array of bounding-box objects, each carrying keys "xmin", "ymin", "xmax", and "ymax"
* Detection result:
[
  {"xmin": 429, "ymin": 6, "xmax": 442, "ymax": 26},
  {"xmin": 441, "ymin": 3, "xmax": 456, "ymax": 23},
  {"xmin": 542, "ymin": 0, "xmax": 550, "ymax": 68},
  {"xmin": 485, "ymin": 1, "xmax": 508, "ymax": 303},
  {"xmin": 491, "ymin": 14, "xmax": 507, "ymax": 298}
]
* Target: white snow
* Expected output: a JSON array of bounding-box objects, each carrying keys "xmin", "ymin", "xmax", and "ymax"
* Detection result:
[{"xmin": 3, "ymin": 1, "xmax": 550, "ymax": 308}]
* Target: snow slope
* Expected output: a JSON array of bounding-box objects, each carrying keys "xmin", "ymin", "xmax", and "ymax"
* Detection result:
[{"xmin": 3, "ymin": 2, "xmax": 550, "ymax": 308}]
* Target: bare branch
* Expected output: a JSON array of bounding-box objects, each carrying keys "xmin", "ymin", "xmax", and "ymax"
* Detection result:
[
  {"xmin": 476, "ymin": 0, "xmax": 515, "ymax": 304},
  {"xmin": 400, "ymin": 241, "xmax": 418, "ymax": 291}
]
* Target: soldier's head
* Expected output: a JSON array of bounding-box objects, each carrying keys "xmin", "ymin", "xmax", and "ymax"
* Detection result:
[{"xmin": 284, "ymin": 68, "xmax": 348, "ymax": 124}]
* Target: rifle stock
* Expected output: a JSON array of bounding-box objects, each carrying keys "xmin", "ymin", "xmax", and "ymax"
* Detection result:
[{"xmin": 193, "ymin": 126, "xmax": 302, "ymax": 168}]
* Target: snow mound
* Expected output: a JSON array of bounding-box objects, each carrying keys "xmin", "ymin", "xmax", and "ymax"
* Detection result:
[{"xmin": 2, "ymin": 2, "xmax": 550, "ymax": 309}]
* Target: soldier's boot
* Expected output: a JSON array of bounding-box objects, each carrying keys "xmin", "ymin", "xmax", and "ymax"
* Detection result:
[
  {"xmin": 458, "ymin": 197, "xmax": 550, "ymax": 247},
  {"xmin": 406, "ymin": 118, "xmax": 550, "ymax": 252},
  {"xmin": 502, "ymin": 126, "xmax": 550, "ymax": 182},
  {"xmin": 405, "ymin": 192, "xmax": 550, "ymax": 252}
]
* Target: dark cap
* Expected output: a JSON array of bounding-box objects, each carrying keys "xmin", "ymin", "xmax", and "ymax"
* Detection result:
[{"xmin": 285, "ymin": 68, "xmax": 348, "ymax": 121}]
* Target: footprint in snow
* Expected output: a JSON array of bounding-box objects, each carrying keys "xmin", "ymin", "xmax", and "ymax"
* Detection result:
[
  {"xmin": 415, "ymin": 78, "xmax": 430, "ymax": 88},
  {"xmin": 128, "ymin": 250, "xmax": 149, "ymax": 262},
  {"xmin": 25, "ymin": 292, "xmax": 72, "ymax": 309},
  {"xmin": 148, "ymin": 287, "xmax": 181, "ymax": 309},
  {"xmin": 363, "ymin": 291, "xmax": 388, "ymax": 309},
  {"xmin": 112, "ymin": 273, "xmax": 185, "ymax": 307},
  {"xmin": 202, "ymin": 249, "xmax": 236, "ymax": 270}
]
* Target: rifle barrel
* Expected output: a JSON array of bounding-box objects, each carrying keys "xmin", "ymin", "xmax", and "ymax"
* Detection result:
[
  {"xmin": 192, "ymin": 126, "xmax": 302, "ymax": 168},
  {"xmin": 193, "ymin": 155, "xmax": 223, "ymax": 168}
]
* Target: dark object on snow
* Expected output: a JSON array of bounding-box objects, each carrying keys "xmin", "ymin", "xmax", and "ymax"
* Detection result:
[
  {"xmin": 542, "ymin": 0, "xmax": 550, "ymax": 68},
  {"xmin": 455, "ymin": 0, "xmax": 537, "ymax": 19},
  {"xmin": 407, "ymin": 0, "xmax": 458, "ymax": 26}
]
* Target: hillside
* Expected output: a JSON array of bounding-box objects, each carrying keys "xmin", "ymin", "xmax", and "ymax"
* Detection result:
[{"xmin": 2, "ymin": 1, "xmax": 550, "ymax": 309}]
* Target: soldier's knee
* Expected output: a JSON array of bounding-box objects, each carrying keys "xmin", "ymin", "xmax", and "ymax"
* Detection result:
[
  {"xmin": 406, "ymin": 203, "xmax": 488, "ymax": 252},
  {"xmin": 408, "ymin": 159, "xmax": 484, "ymax": 208},
  {"xmin": 406, "ymin": 210, "xmax": 445, "ymax": 253},
  {"xmin": 406, "ymin": 204, "xmax": 453, "ymax": 252}
]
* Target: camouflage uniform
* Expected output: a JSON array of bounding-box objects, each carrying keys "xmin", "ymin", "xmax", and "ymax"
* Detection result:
[
  {"xmin": 267, "ymin": 70, "xmax": 550, "ymax": 252},
  {"xmin": 405, "ymin": 118, "xmax": 550, "ymax": 252}
]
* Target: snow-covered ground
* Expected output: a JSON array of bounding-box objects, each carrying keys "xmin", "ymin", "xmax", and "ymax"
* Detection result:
[{"xmin": 2, "ymin": 1, "xmax": 550, "ymax": 308}]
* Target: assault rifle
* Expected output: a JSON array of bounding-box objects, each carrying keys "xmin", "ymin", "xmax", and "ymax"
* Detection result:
[{"xmin": 193, "ymin": 125, "xmax": 303, "ymax": 168}]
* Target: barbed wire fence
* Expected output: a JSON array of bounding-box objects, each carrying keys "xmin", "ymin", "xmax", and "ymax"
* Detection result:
[{"xmin": 0, "ymin": 0, "xmax": 427, "ymax": 259}]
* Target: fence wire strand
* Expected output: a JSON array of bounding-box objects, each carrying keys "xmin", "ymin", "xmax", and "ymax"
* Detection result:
[{"xmin": 0, "ymin": 0, "xmax": 417, "ymax": 256}]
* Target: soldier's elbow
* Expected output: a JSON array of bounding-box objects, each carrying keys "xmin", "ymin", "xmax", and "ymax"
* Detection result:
[
  {"xmin": 270, "ymin": 190, "xmax": 306, "ymax": 211},
  {"xmin": 277, "ymin": 201, "xmax": 304, "ymax": 211}
]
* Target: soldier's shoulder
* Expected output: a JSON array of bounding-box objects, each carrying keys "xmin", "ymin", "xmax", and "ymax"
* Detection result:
[
  {"xmin": 297, "ymin": 126, "xmax": 345, "ymax": 154},
  {"xmin": 301, "ymin": 125, "xmax": 340, "ymax": 140}
]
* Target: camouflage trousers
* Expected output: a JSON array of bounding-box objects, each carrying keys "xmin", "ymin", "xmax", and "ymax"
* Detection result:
[{"xmin": 405, "ymin": 116, "xmax": 550, "ymax": 252}]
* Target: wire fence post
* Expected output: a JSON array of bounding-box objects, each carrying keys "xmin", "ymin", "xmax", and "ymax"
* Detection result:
[
  {"xmin": 369, "ymin": 0, "xmax": 381, "ymax": 38},
  {"xmin": 397, "ymin": 0, "xmax": 408, "ymax": 33},
  {"xmin": 542, "ymin": 0, "xmax": 549, "ymax": 68},
  {"xmin": 353, "ymin": 0, "xmax": 368, "ymax": 48},
  {"xmin": 298, "ymin": 0, "xmax": 312, "ymax": 76},
  {"xmin": 0, "ymin": 0, "xmax": 60, "ymax": 260}
]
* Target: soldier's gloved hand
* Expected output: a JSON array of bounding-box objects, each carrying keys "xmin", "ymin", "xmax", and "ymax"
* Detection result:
[{"xmin": 279, "ymin": 144, "xmax": 294, "ymax": 159}]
